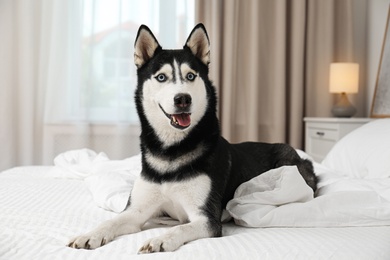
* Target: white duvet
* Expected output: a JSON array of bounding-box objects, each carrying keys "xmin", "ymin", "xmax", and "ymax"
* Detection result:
[{"xmin": 228, "ymin": 162, "xmax": 390, "ymax": 227}]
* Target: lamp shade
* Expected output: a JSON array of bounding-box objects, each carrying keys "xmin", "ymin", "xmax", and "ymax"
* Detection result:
[{"xmin": 329, "ymin": 63, "xmax": 359, "ymax": 93}]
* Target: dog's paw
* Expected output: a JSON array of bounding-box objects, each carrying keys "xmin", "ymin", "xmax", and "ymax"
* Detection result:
[
  {"xmin": 67, "ymin": 230, "xmax": 115, "ymax": 249},
  {"xmin": 138, "ymin": 236, "xmax": 181, "ymax": 254}
]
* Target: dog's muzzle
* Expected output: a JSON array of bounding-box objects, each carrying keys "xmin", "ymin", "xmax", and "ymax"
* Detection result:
[{"xmin": 159, "ymin": 94, "xmax": 192, "ymax": 130}]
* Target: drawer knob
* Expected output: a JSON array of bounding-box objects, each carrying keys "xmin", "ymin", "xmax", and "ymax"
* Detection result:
[{"xmin": 316, "ymin": 131, "xmax": 325, "ymax": 136}]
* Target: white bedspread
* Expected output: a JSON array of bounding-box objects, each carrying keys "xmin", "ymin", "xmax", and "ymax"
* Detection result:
[{"xmin": 1, "ymin": 166, "xmax": 390, "ymax": 259}]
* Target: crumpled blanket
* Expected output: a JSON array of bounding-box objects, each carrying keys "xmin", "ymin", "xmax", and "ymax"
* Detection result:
[
  {"xmin": 226, "ymin": 164, "xmax": 390, "ymax": 227},
  {"xmin": 51, "ymin": 149, "xmax": 141, "ymax": 213},
  {"xmin": 225, "ymin": 166, "xmax": 313, "ymax": 226}
]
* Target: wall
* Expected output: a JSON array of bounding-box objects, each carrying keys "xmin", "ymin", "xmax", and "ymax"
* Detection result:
[
  {"xmin": 351, "ymin": 0, "xmax": 368, "ymax": 117},
  {"xmin": 366, "ymin": 0, "xmax": 390, "ymax": 115}
]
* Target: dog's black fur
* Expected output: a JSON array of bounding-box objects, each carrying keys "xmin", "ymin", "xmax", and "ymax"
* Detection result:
[{"xmin": 135, "ymin": 24, "xmax": 317, "ymax": 237}]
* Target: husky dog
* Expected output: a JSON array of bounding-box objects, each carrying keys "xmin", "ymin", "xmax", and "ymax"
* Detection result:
[{"xmin": 68, "ymin": 24, "xmax": 317, "ymax": 253}]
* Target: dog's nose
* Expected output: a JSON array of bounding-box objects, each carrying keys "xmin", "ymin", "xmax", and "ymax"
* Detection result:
[{"xmin": 174, "ymin": 93, "xmax": 192, "ymax": 108}]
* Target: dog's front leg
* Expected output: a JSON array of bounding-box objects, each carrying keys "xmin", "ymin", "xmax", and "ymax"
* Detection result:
[
  {"xmin": 67, "ymin": 209, "xmax": 148, "ymax": 249},
  {"xmin": 68, "ymin": 178, "xmax": 163, "ymax": 249},
  {"xmin": 138, "ymin": 215, "xmax": 217, "ymax": 253}
]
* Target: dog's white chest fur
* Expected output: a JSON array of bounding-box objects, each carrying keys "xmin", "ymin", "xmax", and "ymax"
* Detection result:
[
  {"xmin": 144, "ymin": 145, "xmax": 205, "ymax": 173},
  {"xmin": 132, "ymin": 174, "xmax": 212, "ymax": 223}
]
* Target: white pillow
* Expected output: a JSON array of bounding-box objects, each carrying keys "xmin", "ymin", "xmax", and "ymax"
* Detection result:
[{"xmin": 322, "ymin": 119, "xmax": 390, "ymax": 178}]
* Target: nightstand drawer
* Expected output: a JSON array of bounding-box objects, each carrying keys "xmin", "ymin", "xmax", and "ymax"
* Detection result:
[
  {"xmin": 307, "ymin": 128, "xmax": 338, "ymax": 141},
  {"xmin": 306, "ymin": 128, "xmax": 338, "ymax": 162}
]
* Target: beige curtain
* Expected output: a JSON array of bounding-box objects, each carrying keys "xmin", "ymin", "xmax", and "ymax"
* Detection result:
[{"xmin": 196, "ymin": 0, "xmax": 366, "ymax": 148}]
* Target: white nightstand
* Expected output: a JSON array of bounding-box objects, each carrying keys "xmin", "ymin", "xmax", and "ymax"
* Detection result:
[{"xmin": 304, "ymin": 117, "xmax": 371, "ymax": 162}]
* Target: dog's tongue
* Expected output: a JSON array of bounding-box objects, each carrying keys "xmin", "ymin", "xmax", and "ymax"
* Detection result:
[{"xmin": 173, "ymin": 113, "xmax": 191, "ymax": 127}]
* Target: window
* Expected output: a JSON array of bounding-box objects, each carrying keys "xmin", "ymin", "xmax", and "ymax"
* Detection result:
[{"xmin": 70, "ymin": 0, "xmax": 194, "ymax": 123}]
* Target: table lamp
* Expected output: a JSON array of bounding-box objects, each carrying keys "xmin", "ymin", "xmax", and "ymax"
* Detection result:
[{"xmin": 329, "ymin": 62, "xmax": 359, "ymax": 117}]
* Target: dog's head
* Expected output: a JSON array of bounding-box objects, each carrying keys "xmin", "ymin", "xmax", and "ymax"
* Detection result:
[{"xmin": 134, "ymin": 24, "xmax": 214, "ymax": 146}]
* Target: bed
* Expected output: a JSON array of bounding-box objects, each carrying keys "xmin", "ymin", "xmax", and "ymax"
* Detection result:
[{"xmin": 1, "ymin": 119, "xmax": 390, "ymax": 259}]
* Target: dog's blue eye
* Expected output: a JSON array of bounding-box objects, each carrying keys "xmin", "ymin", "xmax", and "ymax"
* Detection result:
[
  {"xmin": 155, "ymin": 74, "xmax": 167, "ymax": 82},
  {"xmin": 186, "ymin": 72, "xmax": 196, "ymax": 81}
]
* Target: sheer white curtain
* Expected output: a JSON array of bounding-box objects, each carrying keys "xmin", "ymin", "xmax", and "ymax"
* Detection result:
[
  {"xmin": 0, "ymin": 1, "xmax": 47, "ymax": 171},
  {"xmin": 46, "ymin": 0, "xmax": 194, "ymax": 123},
  {"xmin": 0, "ymin": 0, "xmax": 194, "ymax": 171}
]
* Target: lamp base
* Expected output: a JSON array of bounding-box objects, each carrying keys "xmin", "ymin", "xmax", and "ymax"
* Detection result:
[{"xmin": 331, "ymin": 92, "xmax": 356, "ymax": 118}]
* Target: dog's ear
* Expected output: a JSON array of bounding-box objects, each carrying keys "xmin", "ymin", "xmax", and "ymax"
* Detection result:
[
  {"xmin": 184, "ymin": 23, "xmax": 210, "ymax": 65},
  {"xmin": 134, "ymin": 25, "xmax": 161, "ymax": 68}
]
